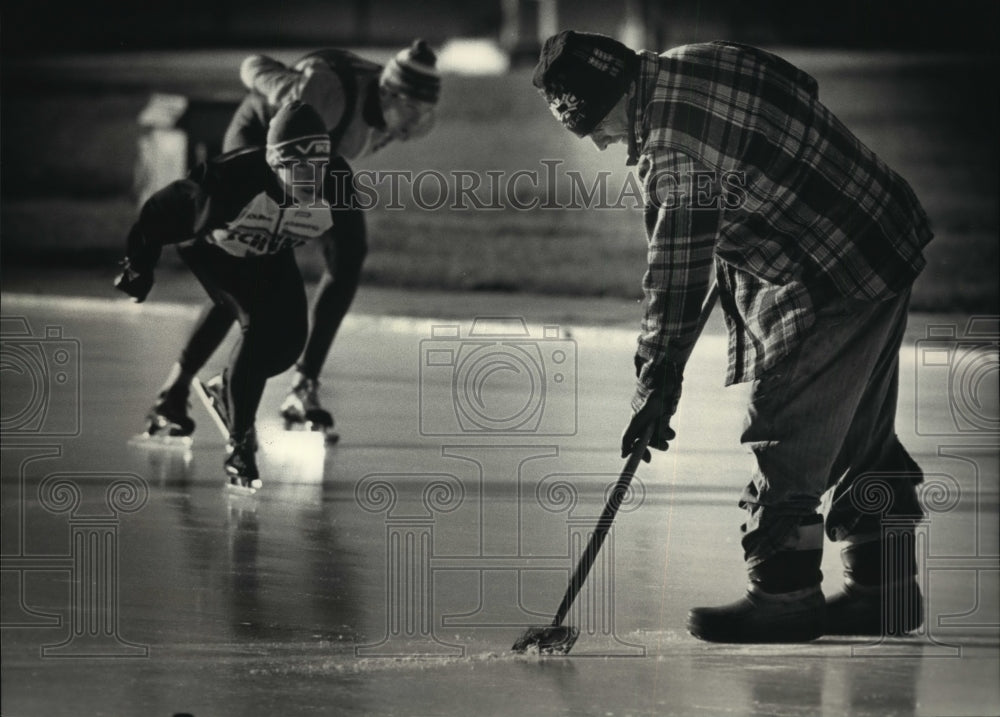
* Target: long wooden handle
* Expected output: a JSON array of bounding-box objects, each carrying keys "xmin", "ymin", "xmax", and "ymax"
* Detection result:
[{"xmin": 550, "ymin": 424, "xmax": 653, "ymax": 626}]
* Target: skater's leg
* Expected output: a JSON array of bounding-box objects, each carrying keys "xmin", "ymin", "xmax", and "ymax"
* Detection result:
[
  {"xmin": 145, "ymin": 273, "xmax": 236, "ymax": 437},
  {"xmin": 227, "ymin": 252, "xmax": 308, "ymax": 437},
  {"xmin": 175, "ymin": 242, "xmax": 306, "ymax": 488},
  {"xmin": 278, "ymin": 223, "xmax": 363, "ymax": 434},
  {"xmin": 280, "ymin": 160, "xmax": 364, "ymax": 438},
  {"xmin": 296, "ymin": 161, "xmax": 367, "ymax": 380},
  {"xmin": 157, "ymin": 302, "xmax": 236, "ymax": 397},
  {"xmin": 202, "ymin": 251, "xmax": 307, "ymax": 487},
  {"xmin": 178, "ymin": 303, "xmax": 237, "ymax": 376}
]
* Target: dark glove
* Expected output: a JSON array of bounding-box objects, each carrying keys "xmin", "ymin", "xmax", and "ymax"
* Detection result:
[
  {"xmin": 114, "ymin": 257, "xmax": 154, "ymax": 302},
  {"xmin": 620, "ymin": 389, "xmax": 677, "ymax": 463},
  {"xmin": 625, "ymin": 356, "xmax": 683, "ymax": 462}
]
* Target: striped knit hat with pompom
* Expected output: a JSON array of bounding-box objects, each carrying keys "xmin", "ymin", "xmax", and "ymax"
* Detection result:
[{"xmin": 380, "ymin": 39, "xmax": 441, "ymax": 104}]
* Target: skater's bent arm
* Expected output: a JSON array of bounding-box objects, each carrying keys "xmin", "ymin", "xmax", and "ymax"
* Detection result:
[
  {"xmin": 632, "ymin": 151, "xmax": 720, "ymax": 416},
  {"xmin": 241, "ymin": 54, "xmax": 347, "ymax": 130},
  {"xmin": 126, "ymin": 180, "xmax": 201, "ymax": 271},
  {"xmin": 240, "ymin": 54, "xmax": 301, "ymax": 105}
]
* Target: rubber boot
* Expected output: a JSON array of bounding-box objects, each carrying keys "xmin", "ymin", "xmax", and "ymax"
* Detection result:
[
  {"xmin": 825, "ymin": 534, "xmax": 923, "ymax": 636},
  {"xmin": 687, "ymin": 516, "xmax": 825, "ymax": 643}
]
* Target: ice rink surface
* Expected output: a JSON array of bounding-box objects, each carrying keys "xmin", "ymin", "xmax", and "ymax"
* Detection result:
[{"xmin": 2, "ymin": 291, "xmax": 998, "ymax": 717}]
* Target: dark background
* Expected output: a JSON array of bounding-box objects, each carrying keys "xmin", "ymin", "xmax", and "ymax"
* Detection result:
[
  {"xmin": 2, "ymin": 0, "xmax": 998, "ymax": 54},
  {"xmin": 1, "ymin": 1, "xmax": 997, "ymax": 311}
]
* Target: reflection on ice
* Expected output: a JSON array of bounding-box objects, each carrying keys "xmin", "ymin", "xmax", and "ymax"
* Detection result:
[
  {"xmin": 127, "ymin": 435, "xmax": 194, "ymax": 487},
  {"xmin": 257, "ymin": 422, "xmax": 326, "ymax": 484}
]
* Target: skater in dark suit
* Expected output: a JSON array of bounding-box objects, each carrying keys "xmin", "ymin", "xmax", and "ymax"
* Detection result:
[
  {"xmin": 145, "ymin": 40, "xmax": 441, "ymax": 442},
  {"xmin": 532, "ymin": 31, "xmax": 932, "ymax": 642},
  {"xmin": 116, "ymin": 102, "xmax": 335, "ymax": 490}
]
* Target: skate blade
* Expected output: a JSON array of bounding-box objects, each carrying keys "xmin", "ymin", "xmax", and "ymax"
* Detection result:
[
  {"xmin": 511, "ymin": 625, "xmax": 580, "ymax": 655},
  {"xmin": 226, "ymin": 478, "xmax": 262, "ymax": 495},
  {"xmin": 129, "ymin": 433, "xmax": 193, "ymax": 449},
  {"xmin": 192, "ymin": 378, "xmax": 230, "ymax": 440},
  {"xmin": 283, "ymin": 420, "xmax": 339, "ymax": 444}
]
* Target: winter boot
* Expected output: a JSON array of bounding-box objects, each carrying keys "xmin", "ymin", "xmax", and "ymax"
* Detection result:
[
  {"xmin": 144, "ymin": 388, "xmax": 195, "ymax": 437},
  {"xmin": 825, "ymin": 534, "xmax": 923, "ymax": 636},
  {"xmin": 225, "ymin": 427, "xmax": 261, "ymax": 491},
  {"xmin": 280, "ymin": 374, "xmax": 337, "ymax": 441},
  {"xmin": 687, "ymin": 515, "xmax": 825, "ymax": 643}
]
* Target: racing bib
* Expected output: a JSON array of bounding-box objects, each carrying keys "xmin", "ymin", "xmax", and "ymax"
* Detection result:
[{"xmin": 208, "ymin": 192, "xmax": 332, "ymax": 257}]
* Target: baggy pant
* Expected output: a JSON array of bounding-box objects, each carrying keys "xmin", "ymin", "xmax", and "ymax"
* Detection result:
[
  {"xmin": 178, "ymin": 242, "xmax": 308, "ymax": 437},
  {"xmin": 739, "ymin": 289, "xmax": 924, "ymax": 568}
]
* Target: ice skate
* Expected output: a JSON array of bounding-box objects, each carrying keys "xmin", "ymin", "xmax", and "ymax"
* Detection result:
[
  {"xmin": 193, "ymin": 372, "xmax": 232, "ymax": 438},
  {"xmin": 134, "ymin": 390, "xmax": 195, "ymax": 447},
  {"xmin": 193, "ymin": 374, "xmax": 262, "ymax": 493},
  {"xmin": 279, "ymin": 375, "xmax": 339, "ymax": 444},
  {"xmin": 225, "ymin": 428, "xmax": 262, "ymax": 494}
]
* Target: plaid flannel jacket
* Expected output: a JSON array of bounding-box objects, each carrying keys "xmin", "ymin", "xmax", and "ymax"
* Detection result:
[{"xmin": 629, "ymin": 42, "xmax": 933, "ymax": 413}]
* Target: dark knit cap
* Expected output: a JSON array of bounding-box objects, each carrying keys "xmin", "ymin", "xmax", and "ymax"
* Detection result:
[
  {"xmin": 532, "ymin": 31, "xmax": 639, "ymax": 137},
  {"xmin": 265, "ymin": 101, "xmax": 330, "ymax": 163},
  {"xmin": 380, "ymin": 39, "xmax": 441, "ymax": 104}
]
